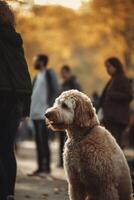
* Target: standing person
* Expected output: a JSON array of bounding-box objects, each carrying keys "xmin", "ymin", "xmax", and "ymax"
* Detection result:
[
  {"xmin": 0, "ymin": 1, "xmax": 32, "ymax": 199},
  {"xmin": 30, "ymin": 54, "xmax": 59, "ymax": 175},
  {"xmin": 59, "ymin": 65, "xmax": 82, "ymax": 167},
  {"xmin": 122, "ymin": 110, "xmax": 134, "ymax": 149},
  {"xmin": 98, "ymin": 57, "xmax": 133, "ymax": 146},
  {"xmin": 60, "ymin": 65, "xmax": 82, "ymax": 92},
  {"xmin": 91, "ymin": 91, "xmax": 99, "ymax": 109}
]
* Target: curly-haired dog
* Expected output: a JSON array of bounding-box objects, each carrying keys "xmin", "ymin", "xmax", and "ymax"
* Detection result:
[{"xmin": 45, "ymin": 90, "xmax": 133, "ymax": 200}]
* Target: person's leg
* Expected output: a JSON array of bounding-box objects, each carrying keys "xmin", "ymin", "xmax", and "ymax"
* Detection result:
[
  {"xmin": 42, "ymin": 121, "xmax": 51, "ymax": 172},
  {"xmin": 0, "ymin": 159, "xmax": 8, "ymax": 199},
  {"xmin": 0, "ymin": 102, "xmax": 21, "ymax": 199},
  {"xmin": 33, "ymin": 120, "xmax": 44, "ymax": 172},
  {"xmin": 59, "ymin": 132, "xmax": 66, "ymax": 167},
  {"xmin": 33, "ymin": 120, "xmax": 51, "ymax": 172},
  {"xmin": 1, "ymin": 118, "xmax": 20, "ymax": 196}
]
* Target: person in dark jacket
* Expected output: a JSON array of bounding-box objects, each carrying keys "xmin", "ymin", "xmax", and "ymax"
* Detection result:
[
  {"xmin": 30, "ymin": 54, "xmax": 59, "ymax": 175},
  {"xmin": 91, "ymin": 91, "xmax": 99, "ymax": 109},
  {"xmin": 98, "ymin": 57, "xmax": 133, "ymax": 146},
  {"xmin": 125, "ymin": 110, "xmax": 134, "ymax": 191},
  {"xmin": 122, "ymin": 110, "xmax": 134, "ymax": 149},
  {"xmin": 0, "ymin": 2, "xmax": 32, "ymax": 200},
  {"xmin": 61, "ymin": 65, "xmax": 82, "ymax": 92},
  {"xmin": 58, "ymin": 65, "xmax": 82, "ymax": 167}
]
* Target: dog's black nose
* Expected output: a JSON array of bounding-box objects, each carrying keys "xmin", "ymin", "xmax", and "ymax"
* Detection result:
[{"xmin": 45, "ymin": 112, "xmax": 52, "ymax": 119}]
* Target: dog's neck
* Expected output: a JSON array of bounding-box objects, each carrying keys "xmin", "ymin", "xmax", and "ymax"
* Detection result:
[
  {"xmin": 66, "ymin": 114, "xmax": 100, "ymax": 141},
  {"xmin": 66, "ymin": 123, "xmax": 99, "ymax": 141}
]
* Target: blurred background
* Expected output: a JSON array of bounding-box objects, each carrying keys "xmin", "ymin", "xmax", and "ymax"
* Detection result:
[
  {"xmin": 5, "ymin": 1, "xmax": 134, "ymax": 199},
  {"xmin": 8, "ymin": 0, "xmax": 134, "ymax": 95}
]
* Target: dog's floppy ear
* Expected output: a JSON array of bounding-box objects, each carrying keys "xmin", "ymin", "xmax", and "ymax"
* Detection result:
[{"xmin": 74, "ymin": 98, "xmax": 94, "ymax": 128}]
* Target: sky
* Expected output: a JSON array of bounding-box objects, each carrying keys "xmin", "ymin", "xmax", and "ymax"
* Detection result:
[{"xmin": 34, "ymin": 0, "xmax": 85, "ymax": 10}]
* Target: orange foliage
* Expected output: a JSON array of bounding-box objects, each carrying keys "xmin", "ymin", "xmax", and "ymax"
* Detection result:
[{"xmin": 16, "ymin": 1, "xmax": 134, "ymax": 95}]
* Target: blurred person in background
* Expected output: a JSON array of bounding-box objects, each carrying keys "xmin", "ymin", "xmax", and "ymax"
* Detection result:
[
  {"xmin": 125, "ymin": 110, "xmax": 134, "ymax": 190},
  {"xmin": 0, "ymin": 1, "xmax": 32, "ymax": 199},
  {"xmin": 59, "ymin": 65, "xmax": 82, "ymax": 167},
  {"xmin": 91, "ymin": 91, "xmax": 99, "ymax": 109},
  {"xmin": 98, "ymin": 57, "xmax": 133, "ymax": 147},
  {"xmin": 60, "ymin": 65, "xmax": 82, "ymax": 92},
  {"xmin": 122, "ymin": 110, "xmax": 134, "ymax": 149},
  {"xmin": 30, "ymin": 54, "xmax": 59, "ymax": 175}
]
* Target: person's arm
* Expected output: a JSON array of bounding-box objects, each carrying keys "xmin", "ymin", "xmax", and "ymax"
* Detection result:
[
  {"xmin": 49, "ymin": 69, "xmax": 61, "ymax": 95},
  {"xmin": 96, "ymin": 81, "xmax": 111, "ymax": 112},
  {"xmin": 32, "ymin": 76, "xmax": 37, "ymax": 90}
]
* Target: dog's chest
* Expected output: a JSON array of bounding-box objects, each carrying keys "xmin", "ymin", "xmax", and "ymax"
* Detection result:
[
  {"xmin": 64, "ymin": 142, "xmax": 81, "ymax": 171},
  {"xmin": 63, "ymin": 139, "xmax": 113, "ymax": 183},
  {"xmin": 63, "ymin": 142, "xmax": 98, "ymax": 185}
]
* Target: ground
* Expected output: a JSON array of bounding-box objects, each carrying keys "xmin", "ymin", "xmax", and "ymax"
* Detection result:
[
  {"xmin": 15, "ymin": 141, "xmax": 68, "ymax": 200},
  {"xmin": 15, "ymin": 140, "xmax": 134, "ymax": 200}
]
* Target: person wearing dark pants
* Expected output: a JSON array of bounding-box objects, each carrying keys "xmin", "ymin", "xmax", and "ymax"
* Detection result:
[
  {"xmin": 0, "ymin": 96, "xmax": 22, "ymax": 200},
  {"xmin": 30, "ymin": 55, "xmax": 59, "ymax": 175},
  {"xmin": 98, "ymin": 57, "xmax": 133, "ymax": 147},
  {"xmin": 59, "ymin": 65, "xmax": 82, "ymax": 167},
  {"xmin": 59, "ymin": 133, "xmax": 67, "ymax": 167},
  {"xmin": 33, "ymin": 120, "xmax": 50, "ymax": 172},
  {"xmin": 0, "ymin": 2, "xmax": 32, "ymax": 199}
]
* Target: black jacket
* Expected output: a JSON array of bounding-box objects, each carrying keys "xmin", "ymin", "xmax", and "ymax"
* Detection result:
[
  {"xmin": 0, "ymin": 25, "xmax": 32, "ymax": 116},
  {"xmin": 62, "ymin": 76, "xmax": 82, "ymax": 92},
  {"xmin": 98, "ymin": 73, "xmax": 133, "ymax": 124}
]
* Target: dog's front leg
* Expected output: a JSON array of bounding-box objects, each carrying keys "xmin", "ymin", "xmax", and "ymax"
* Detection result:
[
  {"xmin": 99, "ymin": 186, "xmax": 119, "ymax": 200},
  {"xmin": 68, "ymin": 183, "xmax": 86, "ymax": 200}
]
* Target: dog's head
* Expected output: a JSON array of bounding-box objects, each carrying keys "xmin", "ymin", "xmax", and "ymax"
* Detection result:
[{"xmin": 45, "ymin": 90, "xmax": 99, "ymax": 131}]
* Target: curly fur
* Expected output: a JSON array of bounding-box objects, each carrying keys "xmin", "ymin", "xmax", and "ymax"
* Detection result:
[{"xmin": 45, "ymin": 90, "xmax": 133, "ymax": 200}]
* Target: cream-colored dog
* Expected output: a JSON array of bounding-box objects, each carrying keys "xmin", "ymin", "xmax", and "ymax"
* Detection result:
[{"xmin": 45, "ymin": 90, "xmax": 133, "ymax": 200}]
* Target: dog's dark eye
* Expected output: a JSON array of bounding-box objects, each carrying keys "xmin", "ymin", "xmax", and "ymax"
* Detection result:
[{"xmin": 62, "ymin": 102, "xmax": 68, "ymax": 109}]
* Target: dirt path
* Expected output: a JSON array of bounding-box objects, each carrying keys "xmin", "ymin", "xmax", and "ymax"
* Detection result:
[
  {"xmin": 15, "ymin": 141, "xmax": 68, "ymax": 200},
  {"xmin": 15, "ymin": 141, "xmax": 134, "ymax": 200}
]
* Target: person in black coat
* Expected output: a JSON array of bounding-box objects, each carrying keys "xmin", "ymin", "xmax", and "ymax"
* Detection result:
[
  {"xmin": 98, "ymin": 57, "xmax": 133, "ymax": 146},
  {"xmin": 59, "ymin": 65, "xmax": 82, "ymax": 167},
  {"xmin": 122, "ymin": 110, "xmax": 134, "ymax": 149},
  {"xmin": 0, "ymin": 2, "xmax": 32, "ymax": 199},
  {"xmin": 125, "ymin": 111, "xmax": 134, "ymax": 191}
]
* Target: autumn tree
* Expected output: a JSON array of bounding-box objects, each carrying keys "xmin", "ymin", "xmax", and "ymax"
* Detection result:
[
  {"xmin": 13, "ymin": 1, "xmax": 134, "ymax": 94},
  {"xmin": 89, "ymin": 0, "xmax": 134, "ymax": 68}
]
